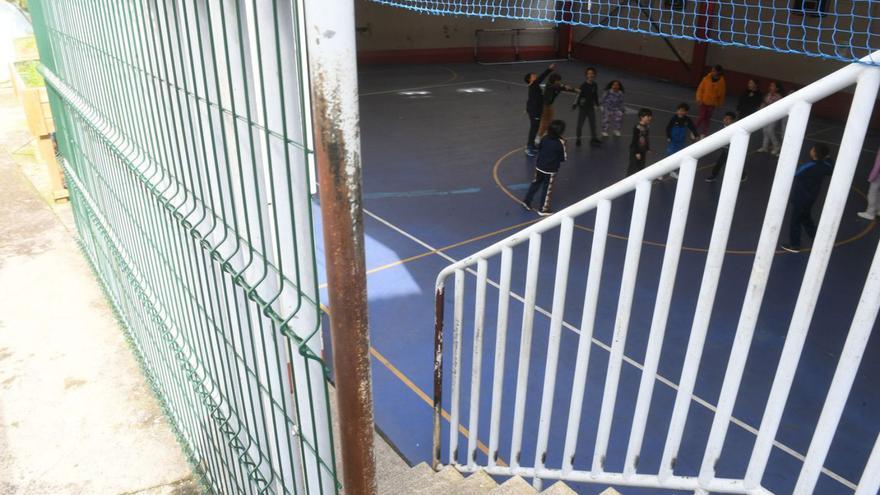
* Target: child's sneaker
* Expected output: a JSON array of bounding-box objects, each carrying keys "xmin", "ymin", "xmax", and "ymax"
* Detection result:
[
  {"xmin": 613, "ymin": 130, "xmax": 621, "ymax": 137},
  {"xmin": 601, "ymin": 131, "xmax": 609, "ymax": 138},
  {"xmin": 858, "ymin": 211, "xmax": 876, "ymax": 220},
  {"xmin": 780, "ymin": 243, "xmax": 801, "ymax": 253},
  {"xmin": 525, "ymin": 147, "xmax": 538, "ymax": 157},
  {"xmin": 537, "ymin": 209, "xmax": 553, "ymax": 217},
  {"xmin": 704, "ymin": 175, "xmax": 717, "ymax": 183},
  {"xmin": 520, "ymin": 201, "xmax": 533, "ymax": 212}
]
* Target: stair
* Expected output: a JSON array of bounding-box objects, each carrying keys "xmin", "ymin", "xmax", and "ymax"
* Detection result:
[{"xmin": 381, "ymin": 462, "xmax": 622, "ymax": 494}]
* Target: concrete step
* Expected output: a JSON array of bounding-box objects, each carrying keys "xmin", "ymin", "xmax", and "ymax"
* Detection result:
[
  {"xmin": 448, "ymin": 470, "xmax": 498, "ymax": 495},
  {"xmin": 386, "ymin": 462, "xmax": 437, "ymax": 493},
  {"xmin": 487, "ymin": 475, "xmax": 538, "ymax": 495},
  {"xmin": 394, "ymin": 463, "xmax": 620, "ymax": 495},
  {"xmin": 418, "ymin": 465, "xmax": 465, "ymax": 495},
  {"xmin": 538, "ymin": 481, "xmax": 578, "ymax": 495}
]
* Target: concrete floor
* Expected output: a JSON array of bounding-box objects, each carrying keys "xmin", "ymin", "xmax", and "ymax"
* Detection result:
[{"xmin": 0, "ymin": 74, "xmax": 198, "ymax": 493}]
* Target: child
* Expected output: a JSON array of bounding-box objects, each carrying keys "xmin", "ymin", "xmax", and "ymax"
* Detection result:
[
  {"xmin": 781, "ymin": 143, "xmax": 834, "ymax": 253},
  {"xmin": 627, "ymin": 109, "xmax": 653, "ymax": 176},
  {"xmin": 695, "ymin": 65, "xmax": 726, "ymax": 137},
  {"xmin": 522, "ymin": 120, "xmax": 567, "ymax": 216},
  {"xmin": 736, "ymin": 78, "xmax": 762, "ymax": 119},
  {"xmin": 573, "ymin": 67, "xmax": 602, "ymax": 147},
  {"xmin": 757, "ymin": 81, "xmax": 785, "ymax": 156},
  {"xmin": 538, "ymin": 73, "xmax": 575, "ymax": 137},
  {"xmin": 705, "ymin": 112, "xmax": 748, "ymax": 183},
  {"xmin": 601, "ymin": 80, "xmax": 625, "ymax": 137},
  {"xmin": 524, "ymin": 63, "xmax": 556, "ymax": 156},
  {"xmin": 665, "ymin": 103, "xmax": 698, "ymax": 178},
  {"xmin": 857, "ymin": 149, "xmax": 880, "ymax": 220}
]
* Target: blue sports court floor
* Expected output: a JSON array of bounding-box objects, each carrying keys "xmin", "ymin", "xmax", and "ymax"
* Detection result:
[{"xmin": 314, "ymin": 61, "xmax": 880, "ymax": 494}]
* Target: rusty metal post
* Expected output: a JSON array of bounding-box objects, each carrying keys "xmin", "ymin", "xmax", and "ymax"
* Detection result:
[{"xmin": 302, "ymin": 0, "xmax": 377, "ymax": 493}]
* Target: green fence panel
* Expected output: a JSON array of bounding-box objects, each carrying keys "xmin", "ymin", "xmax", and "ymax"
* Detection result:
[{"xmin": 29, "ymin": 1, "xmax": 337, "ymax": 493}]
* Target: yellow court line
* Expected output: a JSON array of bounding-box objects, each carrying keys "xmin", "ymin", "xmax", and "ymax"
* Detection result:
[
  {"xmin": 320, "ymin": 303, "xmax": 507, "ymax": 467},
  {"xmin": 492, "ymin": 145, "xmax": 877, "ymax": 255},
  {"xmin": 318, "ymin": 218, "xmax": 541, "ymax": 289}
]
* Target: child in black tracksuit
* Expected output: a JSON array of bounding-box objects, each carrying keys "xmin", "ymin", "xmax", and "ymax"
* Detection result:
[
  {"xmin": 522, "ymin": 120, "xmax": 567, "ymax": 216},
  {"xmin": 781, "ymin": 143, "xmax": 834, "ymax": 253},
  {"xmin": 573, "ymin": 67, "xmax": 602, "ymax": 147},
  {"xmin": 627, "ymin": 109, "xmax": 653, "ymax": 176},
  {"xmin": 524, "ymin": 63, "xmax": 556, "ymax": 156}
]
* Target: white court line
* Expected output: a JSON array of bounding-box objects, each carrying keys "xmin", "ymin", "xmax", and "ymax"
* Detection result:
[
  {"xmin": 359, "ymin": 78, "xmax": 493, "ymax": 97},
  {"xmin": 361, "ymin": 206, "xmax": 859, "ymax": 491}
]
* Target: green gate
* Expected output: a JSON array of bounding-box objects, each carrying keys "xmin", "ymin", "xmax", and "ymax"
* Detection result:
[{"xmin": 29, "ymin": 1, "xmax": 340, "ymax": 493}]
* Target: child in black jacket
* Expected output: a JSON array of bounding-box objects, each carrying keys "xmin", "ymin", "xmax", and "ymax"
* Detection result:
[
  {"xmin": 781, "ymin": 143, "xmax": 834, "ymax": 253},
  {"xmin": 522, "ymin": 120, "xmax": 567, "ymax": 216},
  {"xmin": 627, "ymin": 109, "xmax": 653, "ymax": 176},
  {"xmin": 573, "ymin": 67, "xmax": 602, "ymax": 147},
  {"xmin": 524, "ymin": 63, "xmax": 556, "ymax": 156},
  {"xmin": 705, "ymin": 112, "xmax": 747, "ymax": 183}
]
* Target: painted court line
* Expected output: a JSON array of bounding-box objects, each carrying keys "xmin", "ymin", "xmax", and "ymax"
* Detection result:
[
  {"xmin": 361, "ymin": 207, "xmax": 858, "ymax": 490},
  {"xmin": 320, "ymin": 303, "xmax": 507, "ymax": 467},
  {"xmin": 490, "ymin": 146, "xmax": 877, "ymax": 256},
  {"xmin": 359, "ymin": 77, "xmax": 487, "ymax": 97},
  {"xmin": 318, "ymin": 218, "xmax": 540, "ymax": 290}
]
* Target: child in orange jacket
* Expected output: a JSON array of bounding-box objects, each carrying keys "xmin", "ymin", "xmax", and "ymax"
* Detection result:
[{"xmin": 695, "ymin": 65, "xmax": 726, "ymax": 137}]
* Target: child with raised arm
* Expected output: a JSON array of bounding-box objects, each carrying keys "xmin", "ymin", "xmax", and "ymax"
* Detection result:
[
  {"xmin": 538, "ymin": 73, "xmax": 575, "ymax": 137},
  {"xmin": 524, "ymin": 63, "xmax": 556, "ymax": 156}
]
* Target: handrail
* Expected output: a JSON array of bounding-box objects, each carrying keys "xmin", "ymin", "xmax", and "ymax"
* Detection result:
[{"xmin": 432, "ymin": 49, "xmax": 880, "ymax": 494}]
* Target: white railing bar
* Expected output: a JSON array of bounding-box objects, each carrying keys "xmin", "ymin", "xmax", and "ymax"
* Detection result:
[
  {"xmin": 697, "ymin": 101, "xmax": 813, "ymax": 487},
  {"xmin": 855, "ymin": 435, "xmax": 880, "ymax": 495},
  {"xmin": 509, "ymin": 232, "xmax": 542, "ymax": 471},
  {"xmin": 532, "ymin": 217, "xmax": 575, "ymax": 490},
  {"xmin": 435, "ymin": 51, "xmax": 879, "ymax": 280},
  {"xmin": 448, "ymin": 269, "xmax": 465, "ymax": 465},
  {"xmin": 445, "ymin": 463, "xmax": 772, "ymax": 494},
  {"xmin": 793, "ymin": 240, "xmax": 880, "ymax": 494},
  {"xmin": 744, "ymin": 67, "xmax": 880, "ymax": 489},
  {"xmin": 592, "ymin": 180, "xmax": 652, "ymax": 473},
  {"xmin": 407, "ymin": 196, "xmax": 858, "ymax": 489},
  {"xmin": 487, "ymin": 246, "xmax": 513, "ymax": 467},
  {"xmin": 561, "ymin": 199, "xmax": 612, "ymax": 475},
  {"xmin": 466, "ymin": 260, "xmax": 489, "ymax": 469},
  {"xmin": 624, "ymin": 157, "xmax": 698, "ymax": 478},
  {"xmin": 659, "ymin": 130, "xmax": 751, "ymax": 482}
]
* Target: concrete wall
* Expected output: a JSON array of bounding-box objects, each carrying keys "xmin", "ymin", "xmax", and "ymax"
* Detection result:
[
  {"xmin": 356, "ymin": 1, "xmax": 554, "ymax": 51},
  {"xmin": 573, "ymin": 25, "xmax": 847, "ymax": 86}
]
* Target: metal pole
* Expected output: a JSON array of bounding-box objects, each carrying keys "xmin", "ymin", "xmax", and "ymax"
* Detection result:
[{"xmin": 302, "ymin": 0, "xmax": 377, "ymax": 493}]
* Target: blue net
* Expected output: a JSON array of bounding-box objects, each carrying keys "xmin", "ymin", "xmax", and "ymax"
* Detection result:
[{"xmin": 370, "ymin": 0, "xmax": 880, "ymax": 64}]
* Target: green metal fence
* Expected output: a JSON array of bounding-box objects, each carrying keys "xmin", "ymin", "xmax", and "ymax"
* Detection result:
[{"xmin": 29, "ymin": 1, "xmax": 339, "ymax": 493}]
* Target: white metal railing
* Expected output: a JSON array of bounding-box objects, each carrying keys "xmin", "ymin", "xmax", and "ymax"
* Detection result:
[{"xmin": 432, "ymin": 51, "xmax": 880, "ymax": 494}]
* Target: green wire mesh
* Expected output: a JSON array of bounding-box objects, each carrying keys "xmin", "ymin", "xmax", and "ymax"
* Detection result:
[
  {"xmin": 373, "ymin": 0, "xmax": 880, "ymax": 64},
  {"xmin": 28, "ymin": 1, "xmax": 339, "ymax": 493}
]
